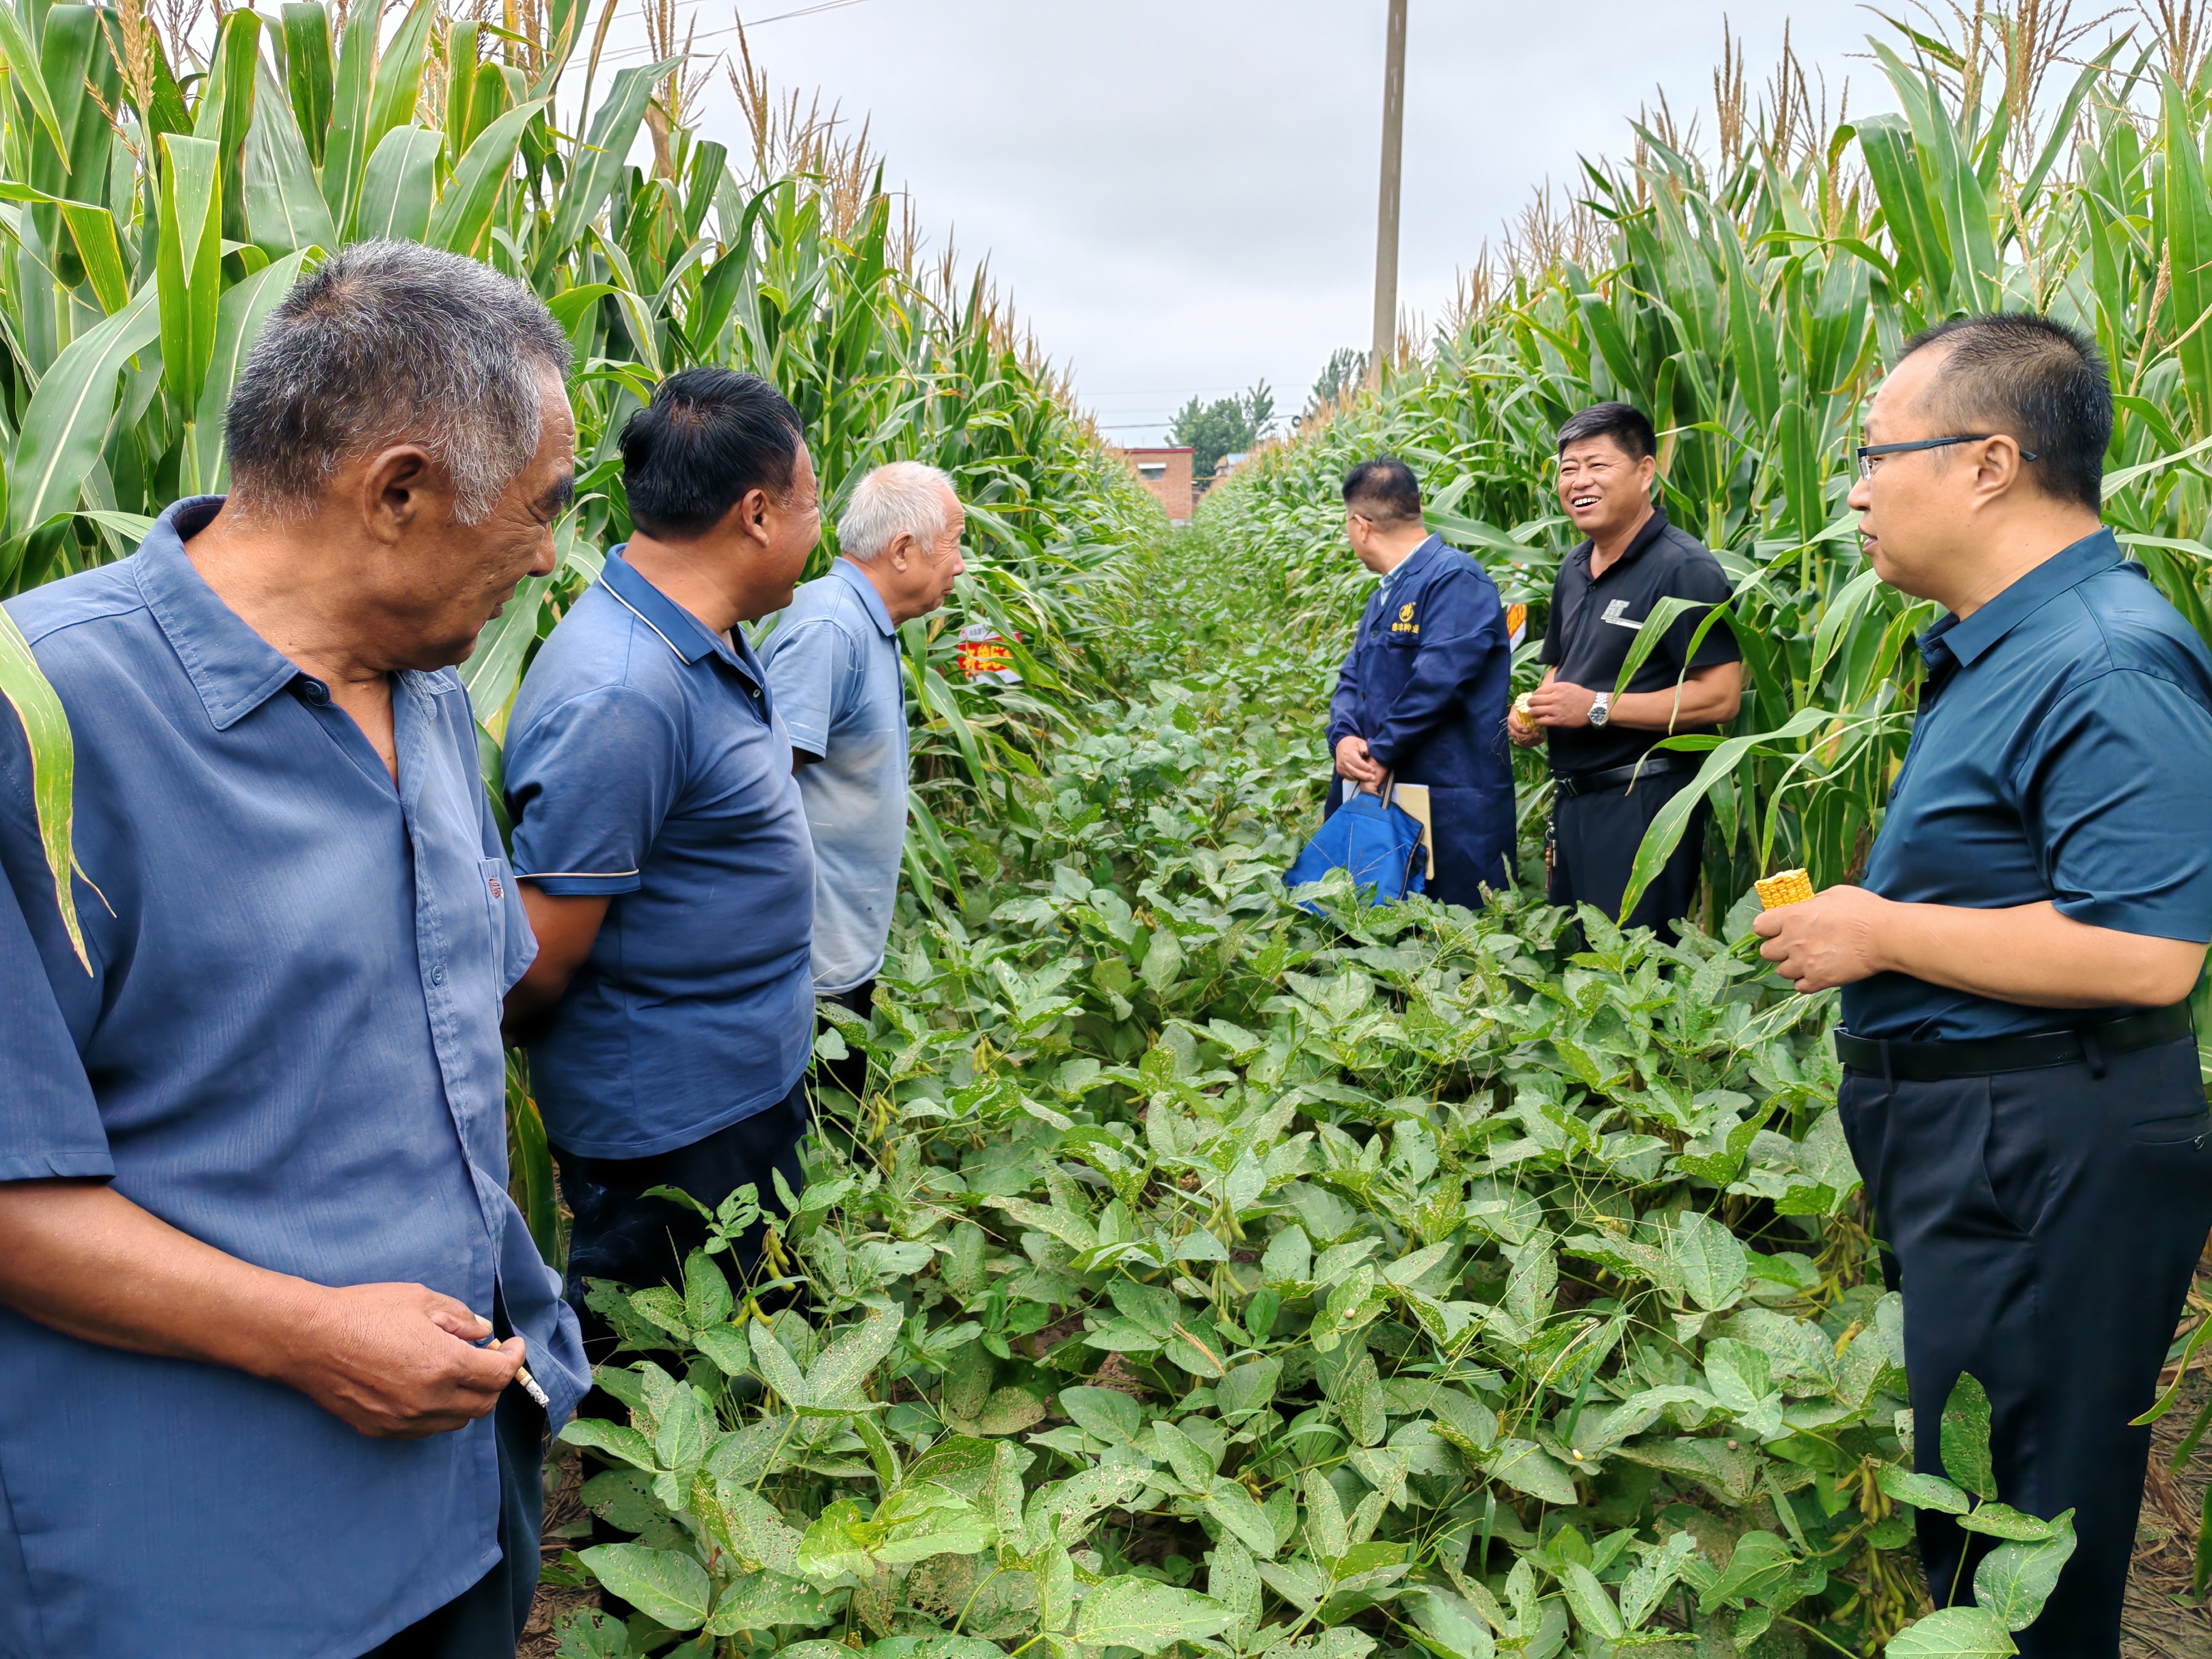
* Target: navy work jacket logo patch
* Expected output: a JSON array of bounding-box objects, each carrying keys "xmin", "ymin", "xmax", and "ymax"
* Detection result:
[{"xmin": 1390, "ymin": 600, "xmax": 1420, "ymax": 636}]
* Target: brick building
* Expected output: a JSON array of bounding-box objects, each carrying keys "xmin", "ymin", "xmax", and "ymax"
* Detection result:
[{"xmin": 1117, "ymin": 446, "xmax": 1194, "ymax": 524}]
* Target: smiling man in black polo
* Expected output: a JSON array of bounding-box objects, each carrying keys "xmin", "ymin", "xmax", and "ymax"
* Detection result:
[{"xmin": 1508, "ymin": 402, "xmax": 1742, "ymax": 935}]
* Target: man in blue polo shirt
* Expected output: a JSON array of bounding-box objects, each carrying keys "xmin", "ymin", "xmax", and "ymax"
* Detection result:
[
  {"xmin": 1756, "ymin": 315, "xmax": 2212, "ymax": 1656},
  {"xmin": 502, "ymin": 368, "xmax": 819, "ymax": 1346},
  {"xmin": 0, "ymin": 242, "xmax": 586, "ymax": 1657},
  {"xmin": 761, "ymin": 460, "xmax": 964, "ymax": 1096}
]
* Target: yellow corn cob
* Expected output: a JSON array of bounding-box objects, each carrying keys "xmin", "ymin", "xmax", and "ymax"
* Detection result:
[
  {"xmin": 1513, "ymin": 692, "xmax": 1535, "ymax": 720},
  {"xmin": 1755, "ymin": 868, "xmax": 1815, "ymax": 909}
]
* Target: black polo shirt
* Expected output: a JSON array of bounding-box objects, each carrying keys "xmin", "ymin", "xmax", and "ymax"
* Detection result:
[{"xmin": 1539, "ymin": 505, "xmax": 1741, "ymax": 775}]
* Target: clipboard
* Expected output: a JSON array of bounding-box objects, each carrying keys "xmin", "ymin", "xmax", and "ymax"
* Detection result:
[{"xmin": 1386, "ymin": 780, "xmax": 1436, "ymax": 880}]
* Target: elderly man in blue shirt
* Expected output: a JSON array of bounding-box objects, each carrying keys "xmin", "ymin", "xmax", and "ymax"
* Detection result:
[
  {"xmin": 0, "ymin": 241, "xmax": 586, "ymax": 1657},
  {"xmin": 501, "ymin": 367, "xmax": 819, "ymax": 1364},
  {"xmin": 1756, "ymin": 315, "xmax": 2212, "ymax": 1657},
  {"xmin": 761, "ymin": 460, "xmax": 965, "ymax": 1094}
]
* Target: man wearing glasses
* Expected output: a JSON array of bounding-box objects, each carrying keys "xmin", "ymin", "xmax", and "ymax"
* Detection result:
[
  {"xmin": 1508, "ymin": 402, "xmax": 1742, "ymax": 937},
  {"xmin": 1756, "ymin": 314, "xmax": 2212, "ymax": 1656}
]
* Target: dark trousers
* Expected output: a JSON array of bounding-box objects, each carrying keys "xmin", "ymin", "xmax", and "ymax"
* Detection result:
[
  {"xmin": 1548, "ymin": 768, "xmax": 1707, "ymax": 938},
  {"xmin": 361, "ymin": 1386, "xmax": 544, "ymax": 1658},
  {"xmin": 817, "ymin": 979, "xmax": 876, "ymax": 1100},
  {"xmin": 1838, "ymin": 1036, "xmax": 2212, "ymax": 1656},
  {"xmin": 553, "ymin": 1076, "xmax": 811, "ymax": 1373}
]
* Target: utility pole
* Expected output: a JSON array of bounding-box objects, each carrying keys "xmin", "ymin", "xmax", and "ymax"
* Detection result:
[{"xmin": 1367, "ymin": 0, "xmax": 1407, "ymax": 388}]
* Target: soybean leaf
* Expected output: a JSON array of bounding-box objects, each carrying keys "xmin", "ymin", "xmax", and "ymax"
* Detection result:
[
  {"xmin": 1071, "ymin": 1577, "xmax": 1233, "ymax": 1654},
  {"xmin": 1973, "ymin": 1512, "xmax": 2076, "ymax": 1633},
  {"xmin": 1883, "ymin": 1603, "xmax": 2019, "ymax": 1657},
  {"xmin": 576, "ymin": 1543, "xmax": 712, "ymax": 1632},
  {"xmin": 1940, "ymin": 1372, "xmax": 1998, "ymax": 1501}
]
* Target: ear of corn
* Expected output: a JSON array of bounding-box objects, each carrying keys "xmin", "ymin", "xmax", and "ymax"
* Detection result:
[{"xmin": 1755, "ymin": 868, "xmax": 1815, "ymax": 909}]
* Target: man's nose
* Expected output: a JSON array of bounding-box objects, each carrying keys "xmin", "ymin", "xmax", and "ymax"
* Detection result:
[{"xmin": 528, "ymin": 529, "xmax": 559, "ymax": 578}]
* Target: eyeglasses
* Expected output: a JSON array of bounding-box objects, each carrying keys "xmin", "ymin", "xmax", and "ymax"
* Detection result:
[{"xmin": 1855, "ymin": 434, "xmax": 2039, "ymax": 479}]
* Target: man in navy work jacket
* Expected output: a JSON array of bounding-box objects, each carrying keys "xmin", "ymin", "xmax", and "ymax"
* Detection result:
[
  {"xmin": 1508, "ymin": 402, "xmax": 1741, "ymax": 938},
  {"xmin": 1756, "ymin": 315, "xmax": 2212, "ymax": 1657},
  {"xmin": 0, "ymin": 242, "xmax": 586, "ymax": 1658},
  {"xmin": 1326, "ymin": 456, "xmax": 1516, "ymax": 907},
  {"xmin": 502, "ymin": 367, "xmax": 819, "ymax": 1358}
]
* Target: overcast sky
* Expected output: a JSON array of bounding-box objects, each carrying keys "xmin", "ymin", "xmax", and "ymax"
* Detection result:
[{"xmin": 628, "ymin": 2, "xmax": 1880, "ymax": 444}]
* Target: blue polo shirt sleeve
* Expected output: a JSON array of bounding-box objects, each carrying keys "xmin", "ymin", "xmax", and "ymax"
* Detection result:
[
  {"xmin": 505, "ymin": 685, "xmax": 683, "ymax": 898},
  {"xmin": 761, "ymin": 617, "xmax": 846, "ymax": 760},
  {"xmin": 0, "ymin": 744, "xmax": 110, "ymax": 1183},
  {"xmin": 2024, "ymin": 668, "xmax": 2212, "ymax": 940}
]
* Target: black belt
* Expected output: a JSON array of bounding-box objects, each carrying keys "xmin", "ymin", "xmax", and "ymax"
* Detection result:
[
  {"xmin": 1835, "ymin": 1001, "xmax": 2195, "ymax": 1084},
  {"xmin": 1553, "ymin": 754, "xmax": 1694, "ymax": 798}
]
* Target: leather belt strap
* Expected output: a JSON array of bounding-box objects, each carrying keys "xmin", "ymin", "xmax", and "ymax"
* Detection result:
[
  {"xmin": 1835, "ymin": 1001, "xmax": 2195, "ymax": 1084},
  {"xmin": 1554, "ymin": 753, "xmax": 1694, "ymax": 799}
]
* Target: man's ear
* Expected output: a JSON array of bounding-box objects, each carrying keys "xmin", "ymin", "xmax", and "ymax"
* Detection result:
[
  {"xmin": 736, "ymin": 487, "xmax": 773, "ymax": 546},
  {"xmin": 360, "ymin": 445, "xmax": 439, "ymax": 545}
]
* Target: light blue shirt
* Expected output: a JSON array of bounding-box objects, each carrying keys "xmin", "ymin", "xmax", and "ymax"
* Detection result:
[
  {"xmin": 760, "ymin": 558, "xmax": 909, "ymax": 994},
  {"xmin": 504, "ymin": 549, "xmax": 817, "ymax": 1157},
  {"xmin": 0, "ymin": 498, "xmax": 586, "ymax": 1657}
]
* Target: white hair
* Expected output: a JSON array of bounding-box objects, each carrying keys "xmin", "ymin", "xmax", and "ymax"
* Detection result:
[{"xmin": 838, "ymin": 460, "xmax": 956, "ymax": 563}]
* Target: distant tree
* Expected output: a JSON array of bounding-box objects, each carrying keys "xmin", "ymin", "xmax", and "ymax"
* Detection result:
[
  {"xmin": 1299, "ymin": 347, "xmax": 1367, "ymax": 426},
  {"xmin": 1169, "ymin": 380, "xmax": 1278, "ymax": 481}
]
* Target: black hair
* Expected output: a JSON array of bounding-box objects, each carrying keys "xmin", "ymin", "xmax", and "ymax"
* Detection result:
[
  {"xmin": 1341, "ymin": 456, "xmax": 1422, "ymax": 524},
  {"xmin": 1555, "ymin": 402, "xmax": 1656, "ymax": 462},
  {"xmin": 619, "ymin": 367, "xmax": 805, "ymax": 539},
  {"xmin": 1899, "ymin": 313, "xmax": 2110, "ymax": 511}
]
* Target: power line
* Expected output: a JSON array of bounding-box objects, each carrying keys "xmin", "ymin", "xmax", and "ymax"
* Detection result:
[{"xmin": 597, "ymin": 0, "xmax": 876, "ymax": 64}]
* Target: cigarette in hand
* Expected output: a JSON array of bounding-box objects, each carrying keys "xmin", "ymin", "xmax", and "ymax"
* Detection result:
[
  {"xmin": 475, "ymin": 1333, "xmax": 552, "ymax": 1406},
  {"xmin": 1755, "ymin": 868, "xmax": 1815, "ymax": 909}
]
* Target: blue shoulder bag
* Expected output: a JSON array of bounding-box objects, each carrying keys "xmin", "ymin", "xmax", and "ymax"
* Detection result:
[{"xmin": 1283, "ymin": 778, "xmax": 1427, "ymax": 907}]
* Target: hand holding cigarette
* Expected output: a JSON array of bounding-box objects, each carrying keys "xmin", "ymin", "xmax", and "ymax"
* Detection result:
[{"xmin": 281, "ymin": 1282, "xmax": 530, "ymax": 1440}]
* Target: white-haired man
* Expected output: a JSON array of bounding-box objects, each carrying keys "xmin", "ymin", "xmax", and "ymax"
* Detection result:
[{"xmin": 761, "ymin": 461, "xmax": 965, "ymax": 1089}]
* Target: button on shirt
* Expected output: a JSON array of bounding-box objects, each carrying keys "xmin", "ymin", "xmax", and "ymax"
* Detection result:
[
  {"xmin": 1844, "ymin": 530, "xmax": 2212, "ymax": 1041},
  {"xmin": 504, "ymin": 548, "xmax": 815, "ymax": 1159},
  {"xmin": 760, "ymin": 558, "xmax": 910, "ymax": 995},
  {"xmin": 0, "ymin": 498, "xmax": 586, "ymax": 1658},
  {"xmin": 1539, "ymin": 507, "xmax": 1741, "ymax": 775}
]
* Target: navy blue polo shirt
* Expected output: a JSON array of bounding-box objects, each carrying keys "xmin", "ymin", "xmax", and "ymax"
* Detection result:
[
  {"xmin": 504, "ymin": 549, "xmax": 815, "ymax": 1158},
  {"xmin": 1844, "ymin": 529, "xmax": 2212, "ymax": 1041},
  {"xmin": 0, "ymin": 498, "xmax": 585, "ymax": 1655}
]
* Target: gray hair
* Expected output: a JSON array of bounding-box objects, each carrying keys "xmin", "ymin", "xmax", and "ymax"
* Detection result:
[
  {"xmin": 223, "ymin": 240, "xmax": 573, "ymax": 524},
  {"xmin": 838, "ymin": 460, "xmax": 956, "ymax": 562}
]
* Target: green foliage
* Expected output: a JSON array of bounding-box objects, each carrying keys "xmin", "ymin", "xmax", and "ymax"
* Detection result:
[
  {"xmin": 1170, "ymin": 382, "xmax": 1277, "ymax": 482},
  {"xmin": 549, "ymin": 531, "xmax": 1945, "ymax": 1656}
]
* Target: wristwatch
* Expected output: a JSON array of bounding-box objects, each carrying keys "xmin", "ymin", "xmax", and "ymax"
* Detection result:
[{"xmin": 1587, "ymin": 692, "xmax": 1613, "ymax": 728}]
